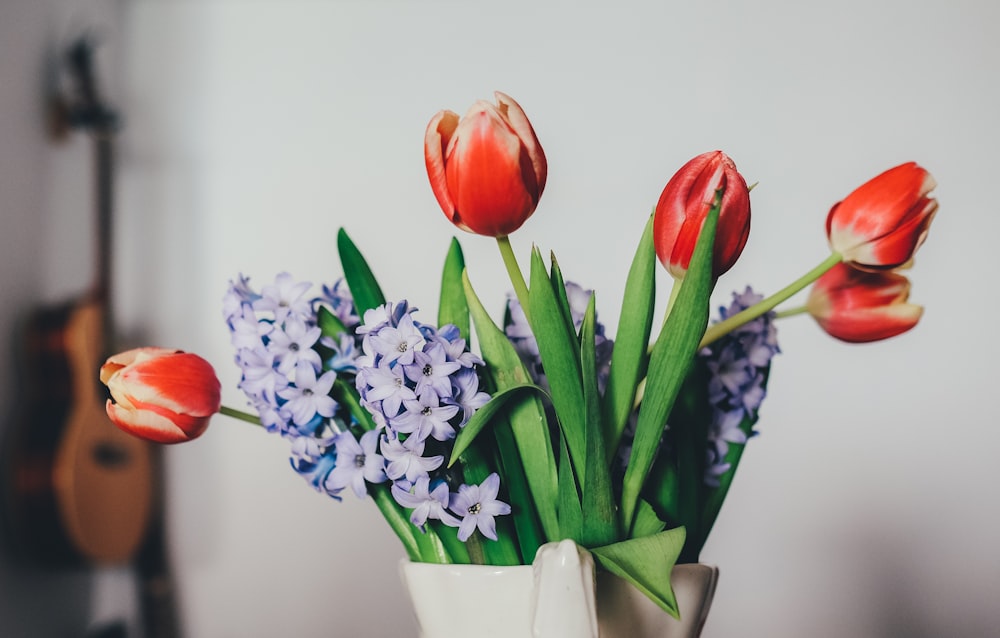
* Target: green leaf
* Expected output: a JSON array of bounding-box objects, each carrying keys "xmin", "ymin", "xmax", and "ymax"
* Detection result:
[
  {"xmin": 591, "ymin": 527, "xmax": 687, "ymax": 618},
  {"xmin": 548, "ymin": 252, "xmax": 576, "ymax": 338},
  {"xmin": 528, "ymin": 248, "xmax": 587, "ymax": 479},
  {"xmin": 332, "ymin": 377, "xmax": 375, "ymax": 432},
  {"xmin": 580, "ymin": 292, "xmax": 618, "ymax": 546},
  {"xmin": 337, "ymin": 228, "xmax": 386, "ymax": 316},
  {"xmin": 448, "ymin": 384, "xmax": 543, "ymax": 467},
  {"xmin": 429, "ymin": 521, "xmax": 471, "ymax": 564},
  {"xmin": 557, "ymin": 435, "xmax": 583, "ymax": 542},
  {"xmin": 620, "ymin": 190, "xmax": 722, "ymax": 530},
  {"xmin": 667, "ymin": 360, "xmax": 711, "ymax": 563},
  {"xmin": 463, "ymin": 270, "xmax": 560, "ymax": 540},
  {"xmin": 493, "ymin": 416, "xmax": 545, "ymax": 563},
  {"xmin": 631, "ymin": 499, "xmax": 667, "ymax": 538},
  {"xmin": 317, "ymin": 305, "xmax": 348, "ymax": 340},
  {"xmin": 602, "ymin": 214, "xmax": 657, "ymax": 457},
  {"xmin": 439, "ymin": 237, "xmax": 470, "ymax": 340}
]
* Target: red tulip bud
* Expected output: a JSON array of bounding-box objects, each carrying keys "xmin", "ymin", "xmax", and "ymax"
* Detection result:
[
  {"xmin": 424, "ymin": 91, "xmax": 547, "ymax": 237},
  {"xmin": 826, "ymin": 162, "xmax": 938, "ymax": 270},
  {"xmin": 806, "ymin": 262, "xmax": 923, "ymax": 343},
  {"xmin": 653, "ymin": 151, "xmax": 751, "ymax": 280},
  {"xmin": 100, "ymin": 347, "xmax": 221, "ymax": 443}
]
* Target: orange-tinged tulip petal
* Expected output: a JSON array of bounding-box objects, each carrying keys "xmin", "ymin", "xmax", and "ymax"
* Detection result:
[
  {"xmin": 100, "ymin": 347, "xmax": 221, "ymax": 443},
  {"xmin": 424, "ymin": 92, "xmax": 546, "ymax": 237},
  {"xmin": 826, "ymin": 162, "xmax": 938, "ymax": 270},
  {"xmin": 653, "ymin": 151, "xmax": 751, "ymax": 280},
  {"xmin": 806, "ymin": 262, "xmax": 923, "ymax": 343}
]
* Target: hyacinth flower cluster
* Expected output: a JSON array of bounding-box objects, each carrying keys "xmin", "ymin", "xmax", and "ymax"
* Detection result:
[
  {"xmin": 220, "ymin": 271, "xmax": 509, "ymax": 541},
  {"xmin": 353, "ymin": 301, "xmax": 509, "ymax": 540},
  {"xmin": 97, "ymin": 90, "xmax": 940, "ymax": 622},
  {"xmin": 222, "ymin": 273, "xmax": 367, "ymax": 499},
  {"xmin": 700, "ymin": 288, "xmax": 779, "ymax": 487}
]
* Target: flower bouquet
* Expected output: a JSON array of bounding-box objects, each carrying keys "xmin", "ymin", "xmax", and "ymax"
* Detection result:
[{"xmin": 99, "ymin": 92, "xmax": 937, "ymax": 625}]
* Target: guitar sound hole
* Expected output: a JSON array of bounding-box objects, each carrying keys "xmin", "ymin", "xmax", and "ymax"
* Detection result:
[{"xmin": 92, "ymin": 441, "xmax": 131, "ymax": 469}]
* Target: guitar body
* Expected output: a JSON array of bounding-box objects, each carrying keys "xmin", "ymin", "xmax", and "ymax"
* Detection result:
[
  {"xmin": 12, "ymin": 298, "xmax": 154, "ymax": 565},
  {"xmin": 3, "ymin": 35, "xmax": 180, "ymax": 637}
]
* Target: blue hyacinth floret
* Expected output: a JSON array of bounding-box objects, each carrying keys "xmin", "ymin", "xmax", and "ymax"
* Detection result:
[{"xmin": 699, "ymin": 287, "xmax": 780, "ymax": 486}]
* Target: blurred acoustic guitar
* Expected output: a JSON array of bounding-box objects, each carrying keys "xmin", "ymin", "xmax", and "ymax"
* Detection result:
[{"xmin": 5, "ymin": 36, "xmax": 180, "ymax": 638}]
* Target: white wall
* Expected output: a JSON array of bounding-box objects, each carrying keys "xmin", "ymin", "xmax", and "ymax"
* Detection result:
[{"xmin": 116, "ymin": 1, "xmax": 999, "ymax": 636}]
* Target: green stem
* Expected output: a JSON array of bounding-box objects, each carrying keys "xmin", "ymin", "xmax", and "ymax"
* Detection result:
[
  {"xmin": 219, "ymin": 405, "xmax": 262, "ymax": 426},
  {"xmin": 699, "ymin": 252, "xmax": 842, "ymax": 348},
  {"xmin": 661, "ymin": 277, "xmax": 683, "ymax": 327},
  {"xmin": 775, "ymin": 305, "xmax": 809, "ymax": 319},
  {"xmin": 497, "ymin": 235, "xmax": 530, "ymax": 323}
]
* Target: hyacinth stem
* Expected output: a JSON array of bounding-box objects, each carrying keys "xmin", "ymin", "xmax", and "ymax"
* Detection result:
[
  {"xmin": 497, "ymin": 235, "xmax": 531, "ymax": 323},
  {"xmin": 219, "ymin": 405, "xmax": 262, "ymax": 426},
  {"xmin": 699, "ymin": 252, "xmax": 842, "ymax": 348}
]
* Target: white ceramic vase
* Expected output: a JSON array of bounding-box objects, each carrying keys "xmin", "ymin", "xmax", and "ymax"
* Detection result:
[{"xmin": 400, "ymin": 540, "xmax": 719, "ymax": 638}]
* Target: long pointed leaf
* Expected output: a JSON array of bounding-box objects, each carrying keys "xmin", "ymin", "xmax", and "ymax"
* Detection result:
[
  {"xmin": 580, "ymin": 292, "xmax": 618, "ymax": 546},
  {"xmin": 493, "ymin": 415, "xmax": 545, "ymax": 563},
  {"xmin": 463, "ymin": 270, "xmax": 560, "ymax": 540},
  {"xmin": 528, "ymin": 248, "xmax": 587, "ymax": 477},
  {"xmin": 557, "ymin": 435, "xmax": 583, "ymax": 542},
  {"xmin": 337, "ymin": 228, "xmax": 386, "ymax": 316},
  {"xmin": 439, "ymin": 238, "xmax": 470, "ymax": 340},
  {"xmin": 602, "ymin": 214, "xmax": 657, "ymax": 458},
  {"xmin": 620, "ymin": 190, "xmax": 722, "ymax": 529},
  {"xmin": 448, "ymin": 384, "xmax": 543, "ymax": 466}
]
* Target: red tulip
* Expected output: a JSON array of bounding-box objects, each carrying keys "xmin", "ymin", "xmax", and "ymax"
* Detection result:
[
  {"xmin": 653, "ymin": 151, "xmax": 751, "ymax": 280},
  {"xmin": 826, "ymin": 162, "xmax": 938, "ymax": 270},
  {"xmin": 100, "ymin": 347, "xmax": 221, "ymax": 443},
  {"xmin": 806, "ymin": 262, "xmax": 923, "ymax": 343},
  {"xmin": 424, "ymin": 91, "xmax": 547, "ymax": 237}
]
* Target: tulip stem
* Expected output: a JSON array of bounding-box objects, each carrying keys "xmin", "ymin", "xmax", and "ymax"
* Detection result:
[
  {"xmin": 699, "ymin": 252, "xmax": 842, "ymax": 348},
  {"xmin": 661, "ymin": 277, "xmax": 683, "ymax": 327},
  {"xmin": 219, "ymin": 405, "xmax": 263, "ymax": 427},
  {"xmin": 497, "ymin": 235, "xmax": 531, "ymax": 322},
  {"xmin": 774, "ymin": 305, "xmax": 809, "ymax": 319}
]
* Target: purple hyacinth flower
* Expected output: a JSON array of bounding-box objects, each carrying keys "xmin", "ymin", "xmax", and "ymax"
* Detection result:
[{"xmin": 449, "ymin": 473, "xmax": 511, "ymax": 542}]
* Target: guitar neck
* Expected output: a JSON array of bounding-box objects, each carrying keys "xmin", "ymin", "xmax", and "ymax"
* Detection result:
[{"xmin": 92, "ymin": 132, "xmax": 115, "ymax": 350}]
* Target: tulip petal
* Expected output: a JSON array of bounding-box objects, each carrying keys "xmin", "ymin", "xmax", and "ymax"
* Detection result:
[
  {"xmin": 115, "ymin": 352, "xmax": 221, "ymax": 417},
  {"xmin": 826, "ymin": 163, "xmax": 938, "ymax": 268},
  {"xmin": 814, "ymin": 302, "xmax": 923, "ymax": 343},
  {"xmin": 423, "ymin": 93, "xmax": 546, "ymax": 237},
  {"xmin": 99, "ymin": 346, "xmax": 177, "ymax": 384},
  {"xmin": 807, "ymin": 263, "xmax": 923, "ymax": 343},
  {"xmin": 424, "ymin": 109, "xmax": 462, "ymax": 227},
  {"xmin": 100, "ymin": 347, "xmax": 221, "ymax": 444},
  {"xmin": 494, "ymin": 91, "xmax": 547, "ymax": 195},
  {"xmin": 446, "ymin": 104, "xmax": 535, "ymax": 236},
  {"xmin": 653, "ymin": 151, "xmax": 750, "ymax": 279},
  {"xmin": 106, "ymin": 399, "xmax": 207, "ymax": 444}
]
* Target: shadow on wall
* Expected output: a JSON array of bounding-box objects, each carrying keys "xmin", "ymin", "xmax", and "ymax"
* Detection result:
[{"xmin": 846, "ymin": 516, "xmax": 994, "ymax": 638}]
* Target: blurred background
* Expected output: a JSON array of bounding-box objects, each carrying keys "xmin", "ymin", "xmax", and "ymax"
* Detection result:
[{"xmin": 2, "ymin": 0, "xmax": 997, "ymax": 636}]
